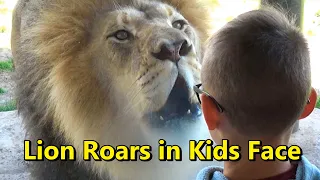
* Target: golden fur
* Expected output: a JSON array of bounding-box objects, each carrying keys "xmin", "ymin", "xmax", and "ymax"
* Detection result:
[{"xmin": 12, "ymin": 0, "xmax": 215, "ymax": 179}]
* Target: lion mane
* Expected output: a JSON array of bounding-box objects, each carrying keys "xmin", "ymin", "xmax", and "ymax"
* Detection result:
[{"xmin": 11, "ymin": 0, "xmax": 214, "ymax": 180}]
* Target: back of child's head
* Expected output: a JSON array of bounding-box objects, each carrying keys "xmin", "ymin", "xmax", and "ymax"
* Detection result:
[{"xmin": 201, "ymin": 7, "xmax": 311, "ymax": 137}]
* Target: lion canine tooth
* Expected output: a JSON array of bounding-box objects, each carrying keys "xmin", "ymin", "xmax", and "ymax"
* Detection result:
[
  {"xmin": 160, "ymin": 116, "xmax": 164, "ymax": 120},
  {"xmin": 187, "ymin": 109, "xmax": 191, "ymax": 114}
]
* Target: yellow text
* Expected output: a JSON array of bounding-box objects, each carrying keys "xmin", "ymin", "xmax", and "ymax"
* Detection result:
[
  {"xmin": 24, "ymin": 140, "xmax": 75, "ymax": 161},
  {"xmin": 189, "ymin": 139, "xmax": 241, "ymax": 161},
  {"xmin": 248, "ymin": 140, "xmax": 302, "ymax": 161},
  {"xmin": 83, "ymin": 140, "xmax": 152, "ymax": 161}
]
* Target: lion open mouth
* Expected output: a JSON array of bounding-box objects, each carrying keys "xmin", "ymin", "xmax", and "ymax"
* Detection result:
[{"xmin": 145, "ymin": 75, "xmax": 202, "ymax": 129}]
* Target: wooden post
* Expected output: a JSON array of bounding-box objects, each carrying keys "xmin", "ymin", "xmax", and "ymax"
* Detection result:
[{"xmin": 261, "ymin": 0, "xmax": 304, "ymax": 133}]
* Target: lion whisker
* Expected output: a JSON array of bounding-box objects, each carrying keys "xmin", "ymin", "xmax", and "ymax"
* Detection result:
[
  {"xmin": 112, "ymin": 0, "xmax": 122, "ymax": 11},
  {"xmin": 115, "ymin": 88, "xmax": 145, "ymax": 119}
]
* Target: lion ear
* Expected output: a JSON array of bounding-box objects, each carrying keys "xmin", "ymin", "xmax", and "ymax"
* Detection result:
[{"xmin": 162, "ymin": 0, "xmax": 212, "ymax": 42}]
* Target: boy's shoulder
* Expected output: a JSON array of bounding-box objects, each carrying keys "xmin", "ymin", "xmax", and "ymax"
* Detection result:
[
  {"xmin": 295, "ymin": 156, "xmax": 320, "ymax": 180},
  {"xmin": 196, "ymin": 166, "xmax": 226, "ymax": 180},
  {"xmin": 195, "ymin": 156, "xmax": 320, "ymax": 180}
]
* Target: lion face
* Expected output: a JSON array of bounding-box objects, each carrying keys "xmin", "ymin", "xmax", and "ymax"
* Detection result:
[
  {"xmin": 14, "ymin": 0, "xmax": 212, "ymax": 178},
  {"xmin": 90, "ymin": 1, "xmax": 202, "ymax": 129}
]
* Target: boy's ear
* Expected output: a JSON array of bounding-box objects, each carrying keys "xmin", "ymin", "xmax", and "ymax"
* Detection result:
[
  {"xmin": 299, "ymin": 87, "xmax": 317, "ymax": 120},
  {"xmin": 200, "ymin": 94, "xmax": 220, "ymax": 130}
]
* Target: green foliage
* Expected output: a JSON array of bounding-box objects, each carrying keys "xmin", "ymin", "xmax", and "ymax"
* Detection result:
[
  {"xmin": 0, "ymin": 99, "xmax": 16, "ymax": 112},
  {"xmin": 0, "ymin": 87, "xmax": 5, "ymax": 94},
  {"xmin": 316, "ymin": 97, "xmax": 320, "ymax": 109},
  {"xmin": 0, "ymin": 0, "xmax": 8, "ymax": 15},
  {"xmin": 0, "ymin": 25, "xmax": 6, "ymax": 33},
  {"xmin": 315, "ymin": 10, "xmax": 320, "ymax": 26},
  {"xmin": 202, "ymin": 0, "xmax": 219, "ymax": 8},
  {"xmin": 0, "ymin": 59, "xmax": 13, "ymax": 71},
  {"xmin": 0, "ymin": 8, "xmax": 8, "ymax": 15},
  {"xmin": 209, "ymin": 0, "xmax": 219, "ymax": 6}
]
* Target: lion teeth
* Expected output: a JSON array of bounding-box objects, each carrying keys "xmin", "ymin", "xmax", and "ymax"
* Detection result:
[
  {"xmin": 160, "ymin": 116, "xmax": 164, "ymax": 121},
  {"xmin": 187, "ymin": 109, "xmax": 191, "ymax": 114}
]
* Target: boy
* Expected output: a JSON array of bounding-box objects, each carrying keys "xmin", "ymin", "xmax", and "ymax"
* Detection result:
[{"xmin": 194, "ymin": 7, "xmax": 320, "ymax": 180}]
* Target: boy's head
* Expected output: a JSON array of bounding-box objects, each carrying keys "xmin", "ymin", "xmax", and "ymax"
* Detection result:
[{"xmin": 198, "ymin": 7, "xmax": 317, "ymax": 141}]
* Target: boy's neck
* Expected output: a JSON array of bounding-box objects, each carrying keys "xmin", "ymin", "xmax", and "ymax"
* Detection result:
[{"xmin": 223, "ymin": 140, "xmax": 292, "ymax": 180}]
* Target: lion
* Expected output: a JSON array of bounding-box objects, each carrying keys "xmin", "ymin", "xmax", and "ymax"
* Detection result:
[{"xmin": 11, "ymin": 0, "xmax": 219, "ymax": 179}]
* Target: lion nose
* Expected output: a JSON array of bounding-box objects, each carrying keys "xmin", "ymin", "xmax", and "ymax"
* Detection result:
[{"xmin": 152, "ymin": 40, "xmax": 192, "ymax": 62}]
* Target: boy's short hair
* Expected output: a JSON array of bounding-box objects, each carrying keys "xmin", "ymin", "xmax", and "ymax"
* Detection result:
[{"xmin": 201, "ymin": 7, "xmax": 311, "ymax": 137}]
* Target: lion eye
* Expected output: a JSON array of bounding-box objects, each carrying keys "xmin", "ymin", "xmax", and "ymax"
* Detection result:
[
  {"xmin": 172, "ymin": 20, "xmax": 187, "ymax": 30},
  {"xmin": 114, "ymin": 30, "xmax": 130, "ymax": 41}
]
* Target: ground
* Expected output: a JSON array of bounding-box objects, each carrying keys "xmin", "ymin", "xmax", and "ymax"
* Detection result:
[{"xmin": 0, "ymin": 111, "xmax": 29, "ymax": 180}]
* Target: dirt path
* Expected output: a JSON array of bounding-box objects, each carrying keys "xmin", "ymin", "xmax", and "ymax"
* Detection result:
[{"xmin": 0, "ymin": 111, "xmax": 29, "ymax": 180}]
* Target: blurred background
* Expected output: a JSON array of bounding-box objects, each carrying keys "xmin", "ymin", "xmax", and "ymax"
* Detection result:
[{"xmin": 0, "ymin": 0, "xmax": 319, "ymax": 111}]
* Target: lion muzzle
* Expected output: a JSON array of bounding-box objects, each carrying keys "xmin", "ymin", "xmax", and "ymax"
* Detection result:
[
  {"xmin": 144, "ymin": 27, "xmax": 201, "ymax": 128},
  {"xmin": 152, "ymin": 39, "xmax": 192, "ymax": 63}
]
